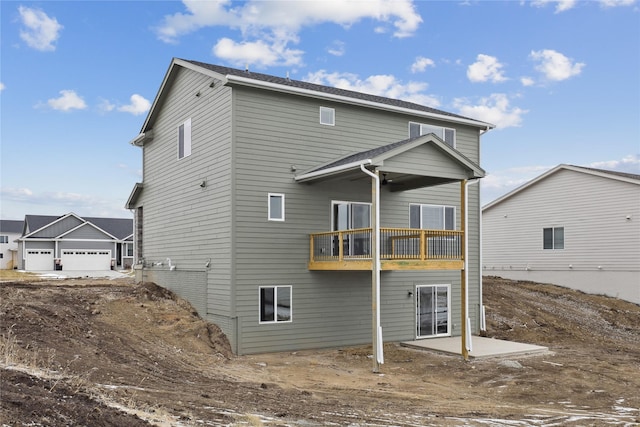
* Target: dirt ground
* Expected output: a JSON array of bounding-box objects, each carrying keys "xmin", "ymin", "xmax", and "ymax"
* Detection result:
[{"xmin": 1, "ymin": 274, "xmax": 639, "ymax": 426}]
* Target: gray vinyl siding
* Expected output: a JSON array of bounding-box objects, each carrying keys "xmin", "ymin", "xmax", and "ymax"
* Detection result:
[
  {"xmin": 483, "ymin": 169, "xmax": 640, "ymax": 271},
  {"xmin": 231, "ymin": 86, "xmax": 482, "ymax": 354},
  {"xmin": 138, "ymin": 67, "xmax": 234, "ymax": 319},
  {"xmin": 483, "ymin": 169, "xmax": 640, "ymax": 303},
  {"xmin": 62, "ymin": 225, "xmax": 112, "ymax": 240},
  {"xmin": 29, "ymin": 216, "xmax": 83, "ymax": 238}
]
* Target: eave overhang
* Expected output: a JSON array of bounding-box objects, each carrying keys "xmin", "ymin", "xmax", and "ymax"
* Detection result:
[
  {"xmin": 295, "ymin": 134, "xmax": 484, "ymax": 191},
  {"xmin": 125, "ymin": 183, "xmax": 143, "ymax": 210}
]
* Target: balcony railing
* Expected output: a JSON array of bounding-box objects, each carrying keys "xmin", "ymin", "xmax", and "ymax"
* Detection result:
[{"xmin": 309, "ymin": 228, "xmax": 464, "ymax": 271}]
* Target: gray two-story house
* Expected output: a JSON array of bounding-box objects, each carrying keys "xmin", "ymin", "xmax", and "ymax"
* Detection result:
[{"xmin": 126, "ymin": 58, "xmax": 494, "ymax": 358}]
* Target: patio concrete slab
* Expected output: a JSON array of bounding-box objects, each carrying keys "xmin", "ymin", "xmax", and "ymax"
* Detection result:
[{"xmin": 401, "ymin": 336, "xmax": 549, "ymax": 359}]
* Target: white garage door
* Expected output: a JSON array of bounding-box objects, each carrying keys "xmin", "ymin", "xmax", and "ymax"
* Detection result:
[
  {"xmin": 25, "ymin": 249, "xmax": 55, "ymax": 270},
  {"xmin": 61, "ymin": 250, "xmax": 111, "ymax": 270}
]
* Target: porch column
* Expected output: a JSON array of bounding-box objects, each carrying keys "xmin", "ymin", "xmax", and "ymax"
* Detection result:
[
  {"xmin": 360, "ymin": 164, "xmax": 382, "ymax": 372},
  {"xmin": 461, "ymin": 180, "xmax": 469, "ymax": 361}
]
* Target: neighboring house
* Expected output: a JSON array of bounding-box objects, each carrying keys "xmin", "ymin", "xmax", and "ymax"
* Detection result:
[
  {"xmin": 483, "ymin": 164, "xmax": 640, "ymax": 305},
  {"xmin": 1, "ymin": 220, "xmax": 24, "ymax": 270},
  {"xmin": 126, "ymin": 58, "xmax": 494, "ymax": 356},
  {"xmin": 17, "ymin": 213, "xmax": 134, "ymax": 271}
]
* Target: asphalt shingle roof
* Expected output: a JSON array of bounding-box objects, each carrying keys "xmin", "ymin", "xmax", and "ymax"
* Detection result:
[
  {"xmin": 0, "ymin": 220, "xmax": 24, "ymax": 234},
  {"xmin": 183, "ymin": 60, "xmax": 479, "ymax": 124},
  {"xmin": 23, "ymin": 214, "xmax": 132, "ymax": 240}
]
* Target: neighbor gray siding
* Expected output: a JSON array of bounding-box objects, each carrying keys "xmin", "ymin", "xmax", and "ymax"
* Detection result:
[
  {"xmin": 483, "ymin": 168, "xmax": 640, "ymax": 304},
  {"xmin": 29, "ymin": 216, "xmax": 83, "ymax": 238}
]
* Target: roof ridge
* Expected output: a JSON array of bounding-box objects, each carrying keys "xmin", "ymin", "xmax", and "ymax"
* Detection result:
[{"xmin": 181, "ymin": 59, "xmax": 483, "ymax": 125}]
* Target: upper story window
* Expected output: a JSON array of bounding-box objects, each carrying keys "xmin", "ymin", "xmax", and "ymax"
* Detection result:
[
  {"xmin": 409, "ymin": 122, "xmax": 455, "ymax": 148},
  {"xmin": 0, "ymin": 236, "xmax": 8, "ymax": 244},
  {"xmin": 268, "ymin": 193, "xmax": 285, "ymax": 221},
  {"xmin": 320, "ymin": 107, "xmax": 335, "ymax": 126},
  {"xmin": 178, "ymin": 118, "xmax": 192, "ymax": 159},
  {"xmin": 543, "ymin": 227, "xmax": 564, "ymax": 250},
  {"xmin": 410, "ymin": 204, "xmax": 456, "ymax": 230}
]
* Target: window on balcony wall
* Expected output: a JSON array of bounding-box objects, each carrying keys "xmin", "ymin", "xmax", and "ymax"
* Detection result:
[
  {"xmin": 178, "ymin": 118, "xmax": 192, "ymax": 159},
  {"xmin": 410, "ymin": 204, "xmax": 455, "ymax": 230},
  {"xmin": 409, "ymin": 122, "xmax": 455, "ymax": 148},
  {"xmin": 259, "ymin": 286, "xmax": 292, "ymax": 323},
  {"xmin": 543, "ymin": 227, "xmax": 564, "ymax": 249}
]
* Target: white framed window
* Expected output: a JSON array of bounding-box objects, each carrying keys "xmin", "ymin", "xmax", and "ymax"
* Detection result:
[
  {"xmin": 0, "ymin": 236, "xmax": 8, "ymax": 244},
  {"xmin": 178, "ymin": 118, "xmax": 192, "ymax": 159},
  {"xmin": 268, "ymin": 193, "xmax": 285, "ymax": 221},
  {"xmin": 543, "ymin": 227, "xmax": 564, "ymax": 250},
  {"xmin": 259, "ymin": 285, "xmax": 292, "ymax": 323},
  {"xmin": 409, "ymin": 122, "xmax": 455, "ymax": 148},
  {"xmin": 320, "ymin": 106, "xmax": 335, "ymax": 126},
  {"xmin": 410, "ymin": 204, "xmax": 455, "ymax": 230}
]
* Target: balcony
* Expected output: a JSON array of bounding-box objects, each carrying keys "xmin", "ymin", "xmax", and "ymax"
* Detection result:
[{"xmin": 308, "ymin": 228, "xmax": 464, "ymax": 271}]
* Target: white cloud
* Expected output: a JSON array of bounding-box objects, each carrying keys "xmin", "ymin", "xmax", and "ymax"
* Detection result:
[
  {"xmin": 117, "ymin": 94, "xmax": 151, "ymax": 115},
  {"xmin": 0, "ymin": 187, "xmax": 131, "ymax": 218},
  {"xmin": 599, "ymin": 0, "xmax": 637, "ymax": 7},
  {"xmin": 156, "ymin": 0, "xmax": 421, "ymax": 65},
  {"xmin": 453, "ymin": 93, "xmax": 527, "ymax": 129},
  {"xmin": 327, "ymin": 40, "xmax": 346, "ymax": 57},
  {"xmin": 45, "ymin": 90, "xmax": 87, "ymax": 112},
  {"xmin": 213, "ymin": 37, "xmax": 304, "ymax": 67},
  {"xmin": 304, "ymin": 70, "xmax": 440, "ymax": 107},
  {"xmin": 411, "ymin": 56, "xmax": 435, "ymax": 73},
  {"xmin": 520, "ymin": 76, "xmax": 535, "ymax": 87},
  {"xmin": 588, "ymin": 154, "xmax": 640, "ymax": 173},
  {"xmin": 467, "ymin": 54, "xmax": 507, "ymax": 83},
  {"xmin": 18, "ymin": 6, "xmax": 63, "ymax": 51},
  {"xmin": 530, "ymin": 49, "xmax": 585, "ymax": 81},
  {"xmin": 0, "ymin": 82, "xmax": 5, "ymax": 91},
  {"xmin": 98, "ymin": 99, "xmax": 116, "ymax": 113},
  {"xmin": 529, "ymin": 0, "xmax": 578, "ymax": 13}
]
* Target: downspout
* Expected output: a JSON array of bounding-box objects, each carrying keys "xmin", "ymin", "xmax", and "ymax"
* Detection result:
[
  {"xmin": 359, "ymin": 162, "xmax": 383, "ymax": 372},
  {"xmin": 463, "ymin": 178, "xmax": 481, "ymax": 358}
]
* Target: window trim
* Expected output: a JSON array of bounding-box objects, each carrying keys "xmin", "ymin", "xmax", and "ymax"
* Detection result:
[
  {"xmin": 0, "ymin": 235, "xmax": 8, "ymax": 244},
  {"xmin": 259, "ymin": 285, "xmax": 292, "ymax": 324},
  {"xmin": 410, "ymin": 203, "xmax": 456, "ymax": 230},
  {"xmin": 177, "ymin": 118, "xmax": 192, "ymax": 159},
  {"xmin": 268, "ymin": 193, "xmax": 285, "ymax": 221},
  {"xmin": 409, "ymin": 121, "xmax": 456, "ymax": 148},
  {"xmin": 320, "ymin": 106, "xmax": 335, "ymax": 126}
]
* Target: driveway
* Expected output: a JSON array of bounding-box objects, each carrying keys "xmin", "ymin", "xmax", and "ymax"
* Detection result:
[{"xmin": 28, "ymin": 270, "xmax": 133, "ymax": 280}]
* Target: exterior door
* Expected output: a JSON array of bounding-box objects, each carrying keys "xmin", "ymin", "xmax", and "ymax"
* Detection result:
[{"xmin": 416, "ymin": 285, "xmax": 450, "ymax": 338}]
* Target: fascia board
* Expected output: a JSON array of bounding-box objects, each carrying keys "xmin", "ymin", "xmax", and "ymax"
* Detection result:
[
  {"xmin": 482, "ymin": 165, "xmax": 565, "ymax": 212},
  {"xmin": 295, "ymin": 159, "xmax": 373, "ymax": 182},
  {"xmin": 125, "ymin": 183, "xmax": 143, "ymax": 209},
  {"xmin": 225, "ymin": 74, "xmax": 495, "ymax": 131},
  {"xmin": 139, "ymin": 58, "xmax": 230, "ymax": 134}
]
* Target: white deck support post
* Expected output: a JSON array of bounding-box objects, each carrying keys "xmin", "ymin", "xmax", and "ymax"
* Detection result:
[
  {"xmin": 461, "ymin": 180, "xmax": 469, "ymax": 361},
  {"xmin": 360, "ymin": 164, "xmax": 382, "ymax": 373}
]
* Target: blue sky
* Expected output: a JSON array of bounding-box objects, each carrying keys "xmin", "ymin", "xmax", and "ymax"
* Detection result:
[{"xmin": 1, "ymin": 0, "xmax": 639, "ymax": 220}]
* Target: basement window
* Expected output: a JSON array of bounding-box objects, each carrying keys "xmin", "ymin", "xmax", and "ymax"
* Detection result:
[
  {"xmin": 543, "ymin": 227, "xmax": 564, "ymax": 250},
  {"xmin": 259, "ymin": 286, "xmax": 292, "ymax": 323}
]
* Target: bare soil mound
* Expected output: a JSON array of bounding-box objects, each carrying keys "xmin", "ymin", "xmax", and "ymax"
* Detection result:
[{"xmin": 1, "ymin": 276, "xmax": 639, "ymax": 426}]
